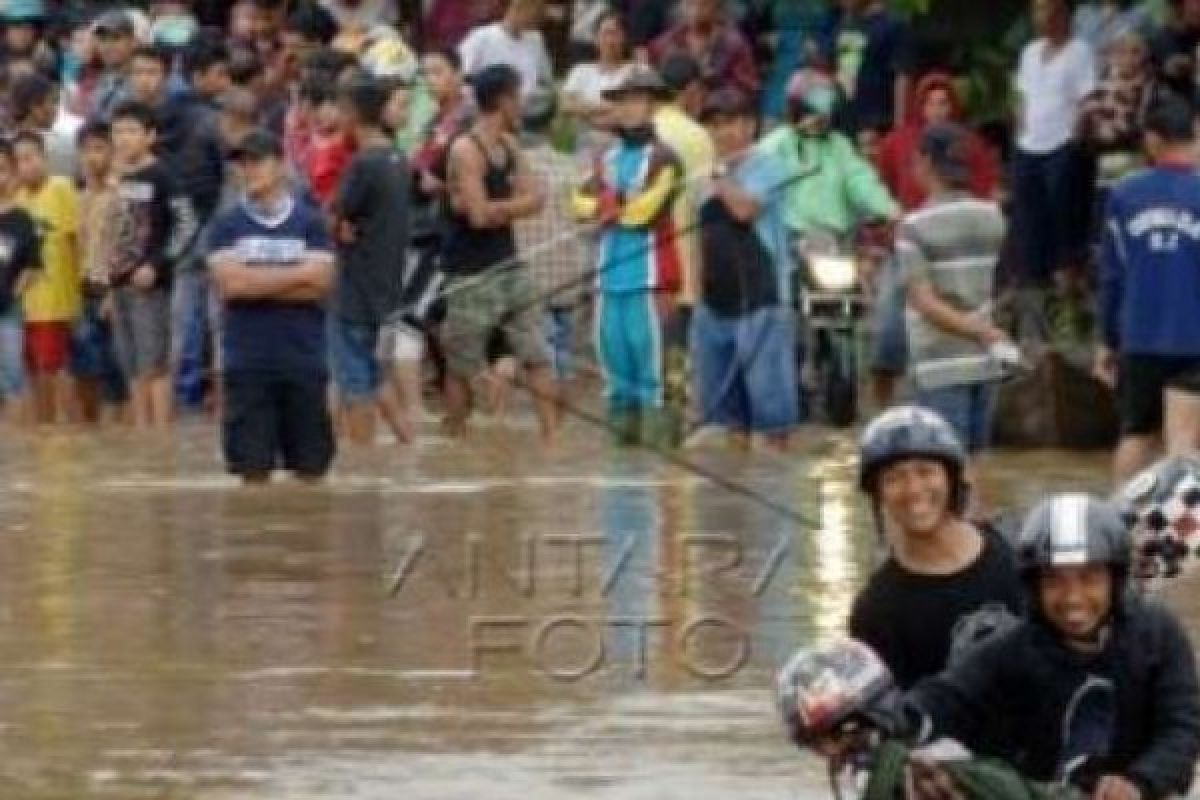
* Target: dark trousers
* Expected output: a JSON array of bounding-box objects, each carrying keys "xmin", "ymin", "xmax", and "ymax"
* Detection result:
[{"xmin": 1010, "ymin": 144, "xmax": 1093, "ymax": 287}]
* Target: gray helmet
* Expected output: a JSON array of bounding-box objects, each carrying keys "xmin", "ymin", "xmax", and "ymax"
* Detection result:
[
  {"xmin": 858, "ymin": 406, "xmax": 967, "ymax": 510},
  {"xmin": 1017, "ymin": 493, "xmax": 1131, "ymax": 575},
  {"xmin": 1115, "ymin": 455, "xmax": 1200, "ymax": 591}
]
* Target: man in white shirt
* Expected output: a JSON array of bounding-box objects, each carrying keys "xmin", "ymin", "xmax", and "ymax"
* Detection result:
[
  {"xmin": 459, "ymin": 0, "xmax": 554, "ymax": 102},
  {"xmin": 1011, "ymin": 0, "xmax": 1096, "ymax": 331}
]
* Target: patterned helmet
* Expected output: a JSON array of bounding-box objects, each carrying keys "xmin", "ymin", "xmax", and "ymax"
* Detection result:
[
  {"xmin": 777, "ymin": 639, "xmax": 894, "ymax": 747},
  {"xmin": 1115, "ymin": 456, "xmax": 1200, "ymax": 592}
]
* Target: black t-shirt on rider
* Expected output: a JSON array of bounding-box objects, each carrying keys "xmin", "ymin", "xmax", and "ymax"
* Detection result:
[{"xmin": 848, "ymin": 527, "xmax": 1023, "ymax": 689}]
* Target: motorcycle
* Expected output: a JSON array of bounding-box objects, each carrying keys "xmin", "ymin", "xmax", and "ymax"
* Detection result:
[
  {"xmin": 777, "ymin": 639, "xmax": 1092, "ymax": 800},
  {"xmin": 792, "ymin": 225, "xmax": 884, "ymax": 428}
]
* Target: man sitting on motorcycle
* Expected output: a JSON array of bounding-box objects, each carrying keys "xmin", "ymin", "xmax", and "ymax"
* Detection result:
[
  {"xmin": 906, "ymin": 493, "xmax": 1200, "ymax": 800},
  {"xmin": 756, "ymin": 68, "xmax": 898, "ymax": 422},
  {"xmin": 755, "ymin": 67, "xmax": 899, "ymax": 265},
  {"xmin": 850, "ymin": 406, "xmax": 1023, "ymax": 690}
]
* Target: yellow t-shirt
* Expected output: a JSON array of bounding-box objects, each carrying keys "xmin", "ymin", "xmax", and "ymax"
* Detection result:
[
  {"xmin": 653, "ymin": 105, "xmax": 716, "ymax": 307},
  {"xmin": 18, "ymin": 177, "xmax": 81, "ymax": 323}
]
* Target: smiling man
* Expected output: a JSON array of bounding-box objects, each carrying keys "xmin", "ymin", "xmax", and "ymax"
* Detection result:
[
  {"xmin": 848, "ymin": 406, "xmax": 1023, "ymax": 689},
  {"xmin": 907, "ymin": 494, "xmax": 1200, "ymax": 800}
]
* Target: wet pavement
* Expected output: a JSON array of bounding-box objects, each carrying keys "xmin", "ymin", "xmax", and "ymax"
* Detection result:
[{"xmin": 0, "ymin": 418, "xmax": 1133, "ymax": 798}]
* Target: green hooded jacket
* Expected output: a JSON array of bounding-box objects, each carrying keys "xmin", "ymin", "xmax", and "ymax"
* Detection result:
[{"xmin": 755, "ymin": 125, "xmax": 899, "ymax": 237}]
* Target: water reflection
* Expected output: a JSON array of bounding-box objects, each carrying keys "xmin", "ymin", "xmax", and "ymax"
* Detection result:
[{"xmin": 0, "ymin": 424, "xmax": 1116, "ymax": 798}]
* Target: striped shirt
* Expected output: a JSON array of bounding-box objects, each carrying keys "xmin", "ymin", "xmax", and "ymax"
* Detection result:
[{"xmin": 899, "ymin": 191, "xmax": 1006, "ymax": 390}]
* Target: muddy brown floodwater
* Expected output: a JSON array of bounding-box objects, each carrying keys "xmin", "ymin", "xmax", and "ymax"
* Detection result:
[{"xmin": 0, "ymin": 418, "xmax": 1154, "ymax": 799}]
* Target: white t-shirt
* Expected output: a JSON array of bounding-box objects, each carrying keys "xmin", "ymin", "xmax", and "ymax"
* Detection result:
[
  {"xmin": 562, "ymin": 62, "xmax": 633, "ymax": 106},
  {"xmin": 1015, "ymin": 37, "xmax": 1097, "ymax": 154},
  {"xmin": 318, "ymin": 0, "xmax": 396, "ymax": 29},
  {"xmin": 459, "ymin": 23, "xmax": 554, "ymax": 100}
]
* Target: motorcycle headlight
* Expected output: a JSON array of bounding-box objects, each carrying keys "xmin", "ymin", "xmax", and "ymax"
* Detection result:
[{"xmin": 808, "ymin": 255, "xmax": 857, "ymax": 292}]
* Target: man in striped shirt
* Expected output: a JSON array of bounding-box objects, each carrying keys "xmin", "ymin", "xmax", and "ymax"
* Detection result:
[{"xmin": 900, "ymin": 123, "xmax": 1010, "ymax": 507}]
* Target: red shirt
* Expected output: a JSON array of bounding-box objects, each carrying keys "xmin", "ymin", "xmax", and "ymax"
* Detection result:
[{"xmin": 305, "ymin": 132, "xmax": 354, "ymax": 207}]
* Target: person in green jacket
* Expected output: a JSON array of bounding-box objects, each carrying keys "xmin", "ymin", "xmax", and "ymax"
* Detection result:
[{"xmin": 756, "ymin": 68, "xmax": 899, "ymax": 239}]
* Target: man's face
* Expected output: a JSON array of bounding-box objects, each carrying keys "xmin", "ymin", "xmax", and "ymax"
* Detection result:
[
  {"xmin": 1032, "ymin": 0, "xmax": 1067, "ymax": 37},
  {"xmin": 596, "ymin": 16, "xmax": 625, "ymax": 60},
  {"xmin": 219, "ymin": 113, "xmax": 252, "ymax": 148},
  {"xmin": 230, "ymin": 2, "xmax": 267, "ymax": 41},
  {"xmin": 1038, "ymin": 564, "xmax": 1114, "ymax": 645},
  {"xmin": 130, "ymin": 57, "xmax": 167, "ymax": 104},
  {"xmin": 4, "ymin": 22, "xmax": 38, "ymax": 56},
  {"xmin": 707, "ymin": 113, "xmax": 753, "ymax": 157},
  {"xmin": 857, "ymin": 128, "xmax": 882, "ymax": 162},
  {"xmin": 616, "ymin": 92, "xmax": 656, "ymax": 130},
  {"xmin": 194, "ymin": 63, "xmax": 232, "ymax": 99},
  {"xmin": 683, "ymin": 0, "xmax": 719, "ymax": 27},
  {"xmin": 923, "ymin": 88, "xmax": 954, "ymax": 126},
  {"xmin": 422, "ymin": 54, "xmax": 461, "ymax": 101},
  {"xmin": 13, "ymin": 141, "xmax": 46, "ymax": 187},
  {"xmin": 80, "ymin": 136, "xmax": 113, "ymax": 180},
  {"xmin": 496, "ymin": 90, "xmax": 522, "ymax": 131},
  {"xmin": 280, "ymin": 31, "xmax": 313, "ymax": 77},
  {"xmin": 385, "ymin": 87, "xmax": 411, "ymax": 133},
  {"xmin": 97, "ymin": 29, "xmax": 134, "ymax": 69},
  {"xmin": 238, "ymin": 154, "xmax": 282, "ymax": 197},
  {"xmin": 877, "ymin": 458, "xmax": 953, "ymax": 538},
  {"xmin": 111, "ymin": 118, "xmax": 155, "ymax": 165}
]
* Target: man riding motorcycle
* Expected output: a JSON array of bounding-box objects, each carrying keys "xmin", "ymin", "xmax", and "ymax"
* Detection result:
[
  {"xmin": 780, "ymin": 491, "xmax": 1200, "ymax": 800},
  {"xmin": 755, "ymin": 68, "xmax": 899, "ymax": 248}
]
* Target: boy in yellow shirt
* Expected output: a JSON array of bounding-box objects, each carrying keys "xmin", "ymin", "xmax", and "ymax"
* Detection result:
[{"xmin": 13, "ymin": 132, "xmax": 80, "ymax": 424}]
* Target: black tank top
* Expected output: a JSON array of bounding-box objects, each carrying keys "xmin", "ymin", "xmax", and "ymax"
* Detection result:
[{"xmin": 440, "ymin": 132, "xmax": 518, "ymax": 276}]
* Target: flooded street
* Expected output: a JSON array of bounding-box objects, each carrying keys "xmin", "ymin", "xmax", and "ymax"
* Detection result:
[{"xmin": 0, "ymin": 417, "xmax": 1131, "ymax": 798}]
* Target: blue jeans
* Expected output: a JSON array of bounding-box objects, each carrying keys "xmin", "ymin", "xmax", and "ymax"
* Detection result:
[
  {"xmin": 71, "ymin": 295, "xmax": 127, "ymax": 404},
  {"xmin": 328, "ymin": 317, "xmax": 382, "ymax": 401},
  {"xmin": 0, "ymin": 306, "xmax": 24, "ymax": 397},
  {"xmin": 915, "ymin": 381, "xmax": 997, "ymax": 454},
  {"xmin": 543, "ymin": 307, "xmax": 575, "ymax": 381},
  {"xmin": 692, "ymin": 304, "xmax": 799, "ymax": 434},
  {"xmin": 172, "ymin": 268, "xmax": 212, "ymax": 409}
]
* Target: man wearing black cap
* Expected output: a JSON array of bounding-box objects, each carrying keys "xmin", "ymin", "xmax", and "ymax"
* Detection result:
[
  {"xmin": 91, "ymin": 10, "xmax": 139, "ymax": 121},
  {"xmin": 572, "ymin": 66, "xmax": 683, "ymax": 447},
  {"xmin": 206, "ymin": 129, "xmax": 337, "ymax": 484},
  {"xmin": 693, "ymin": 88, "xmax": 797, "ymax": 451},
  {"xmin": 901, "ymin": 122, "xmax": 1009, "ymax": 508}
]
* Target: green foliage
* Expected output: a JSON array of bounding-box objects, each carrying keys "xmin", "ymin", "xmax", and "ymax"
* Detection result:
[{"xmin": 890, "ymin": 0, "xmax": 932, "ymax": 17}]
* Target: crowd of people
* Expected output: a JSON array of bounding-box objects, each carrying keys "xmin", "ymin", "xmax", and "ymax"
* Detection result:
[{"xmin": 1, "ymin": 0, "xmax": 1200, "ymax": 485}]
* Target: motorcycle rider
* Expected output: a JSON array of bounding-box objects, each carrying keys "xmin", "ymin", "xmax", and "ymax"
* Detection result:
[
  {"xmin": 755, "ymin": 68, "xmax": 898, "ymax": 417},
  {"xmin": 906, "ymin": 493, "xmax": 1200, "ymax": 800},
  {"xmin": 755, "ymin": 67, "xmax": 899, "ymax": 257},
  {"xmin": 850, "ymin": 405, "xmax": 1023, "ymax": 689}
]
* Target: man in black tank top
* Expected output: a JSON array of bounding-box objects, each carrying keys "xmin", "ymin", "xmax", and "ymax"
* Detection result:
[{"xmin": 440, "ymin": 65, "xmax": 560, "ymax": 442}]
